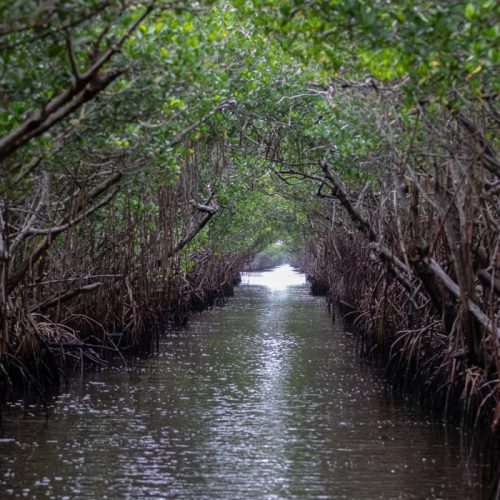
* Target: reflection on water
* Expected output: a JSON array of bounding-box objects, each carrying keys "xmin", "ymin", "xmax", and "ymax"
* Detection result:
[
  {"xmin": 0, "ymin": 266, "xmax": 484, "ymax": 498},
  {"xmin": 241, "ymin": 264, "xmax": 305, "ymax": 290}
]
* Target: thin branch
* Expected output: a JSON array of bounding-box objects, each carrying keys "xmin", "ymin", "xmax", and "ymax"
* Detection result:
[
  {"xmin": 355, "ymin": 180, "xmax": 372, "ymax": 209},
  {"xmin": 478, "ymin": 268, "xmax": 500, "ymax": 296},
  {"xmin": 10, "ymin": 175, "xmax": 49, "ymax": 252},
  {"xmin": 453, "ymin": 110, "xmax": 500, "ymax": 177},
  {"xmin": 10, "ymin": 156, "xmax": 43, "ymax": 187},
  {"xmin": 65, "ymin": 30, "xmax": 81, "ymax": 81},
  {"xmin": 7, "ymin": 173, "xmax": 122, "ymax": 295},
  {"xmin": 33, "ymin": 282, "xmax": 102, "ymax": 313},
  {"xmin": 168, "ymin": 98, "xmax": 237, "ymax": 147},
  {"xmin": 0, "ymin": 0, "xmax": 111, "ymax": 49}
]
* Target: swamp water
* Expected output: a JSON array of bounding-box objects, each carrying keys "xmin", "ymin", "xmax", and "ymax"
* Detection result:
[{"xmin": 0, "ymin": 265, "xmax": 485, "ymax": 498}]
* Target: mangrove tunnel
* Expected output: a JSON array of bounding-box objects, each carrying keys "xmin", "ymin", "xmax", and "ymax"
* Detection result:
[{"xmin": 0, "ymin": 0, "xmax": 499, "ymax": 497}]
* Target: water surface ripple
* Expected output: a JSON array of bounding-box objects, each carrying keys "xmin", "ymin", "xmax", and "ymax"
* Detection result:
[{"xmin": 0, "ymin": 266, "xmax": 483, "ymax": 498}]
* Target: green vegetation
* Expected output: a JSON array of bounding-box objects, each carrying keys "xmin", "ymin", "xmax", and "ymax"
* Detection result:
[
  {"xmin": 245, "ymin": 242, "xmax": 292, "ymax": 271},
  {"xmin": 0, "ymin": 3, "xmax": 499, "ymax": 486}
]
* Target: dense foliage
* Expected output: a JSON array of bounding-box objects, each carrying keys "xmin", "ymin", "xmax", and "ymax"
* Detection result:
[{"xmin": 1, "ymin": 4, "xmax": 499, "ymax": 480}]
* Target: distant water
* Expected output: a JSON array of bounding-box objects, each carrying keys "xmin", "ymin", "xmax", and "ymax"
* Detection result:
[{"xmin": 241, "ymin": 264, "xmax": 306, "ymax": 290}]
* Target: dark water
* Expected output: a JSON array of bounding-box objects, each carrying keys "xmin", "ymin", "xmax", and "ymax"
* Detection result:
[{"xmin": 0, "ymin": 266, "xmax": 484, "ymax": 498}]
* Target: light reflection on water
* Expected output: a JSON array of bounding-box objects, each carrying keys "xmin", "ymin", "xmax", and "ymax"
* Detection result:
[
  {"xmin": 241, "ymin": 264, "xmax": 305, "ymax": 290},
  {"xmin": 0, "ymin": 266, "xmax": 485, "ymax": 498}
]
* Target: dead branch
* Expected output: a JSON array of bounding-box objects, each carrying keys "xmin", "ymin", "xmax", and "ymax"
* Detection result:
[
  {"xmin": 171, "ymin": 200, "xmax": 220, "ymax": 255},
  {"xmin": 429, "ymin": 258, "xmax": 500, "ymax": 341},
  {"xmin": 34, "ymin": 282, "xmax": 102, "ymax": 313}
]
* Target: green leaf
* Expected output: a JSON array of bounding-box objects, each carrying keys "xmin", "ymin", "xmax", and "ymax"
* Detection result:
[{"xmin": 465, "ymin": 4, "xmax": 476, "ymax": 20}]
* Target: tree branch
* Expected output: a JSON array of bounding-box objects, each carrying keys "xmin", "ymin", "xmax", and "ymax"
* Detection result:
[
  {"xmin": 10, "ymin": 156, "xmax": 43, "ymax": 187},
  {"xmin": 453, "ymin": 110, "xmax": 500, "ymax": 177},
  {"xmin": 168, "ymin": 98, "xmax": 237, "ymax": 147},
  {"xmin": 0, "ymin": 2, "xmax": 156, "ymax": 161},
  {"xmin": 7, "ymin": 173, "xmax": 122, "ymax": 295},
  {"xmin": 65, "ymin": 30, "xmax": 81, "ymax": 81},
  {"xmin": 171, "ymin": 201, "xmax": 220, "ymax": 255},
  {"xmin": 429, "ymin": 258, "xmax": 500, "ymax": 341},
  {"xmin": 34, "ymin": 282, "xmax": 102, "ymax": 313},
  {"xmin": 1, "ymin": 69, "xmax": 124, "ymax": 161}
]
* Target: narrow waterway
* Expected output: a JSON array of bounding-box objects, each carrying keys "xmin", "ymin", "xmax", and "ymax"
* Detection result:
[{"xmin": 0, "ymin": 266, "xmax": 484, "ymax": 498}]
